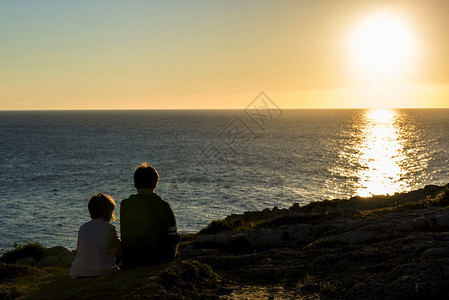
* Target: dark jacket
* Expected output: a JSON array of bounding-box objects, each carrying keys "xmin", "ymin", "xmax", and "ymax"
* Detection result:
[{"xmin": 120, "ymin": 193, "xmax": 179, "ymax": 268}]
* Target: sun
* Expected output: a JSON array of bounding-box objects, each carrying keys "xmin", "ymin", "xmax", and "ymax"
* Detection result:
[{"xmin": 348, "ymin": 13, "xmax": 417, "ymax": 79}]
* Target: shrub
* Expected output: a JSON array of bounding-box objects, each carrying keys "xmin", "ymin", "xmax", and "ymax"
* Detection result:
[
  {"xmin": 198, "ymin": 220, "xmax": 234, "ymax": 235},
  {"xmin": 0, "ymin": 242, "xmax": 45, "ymax": 264},
  {"xmin": 429, "ymin": 188, "xmax": 449, "ymax": 207}
]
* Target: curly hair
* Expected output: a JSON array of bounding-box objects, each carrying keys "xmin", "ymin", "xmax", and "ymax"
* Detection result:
[{"xmin": 88, "ymin": 193, "xmax": 117, "ymax": 222}]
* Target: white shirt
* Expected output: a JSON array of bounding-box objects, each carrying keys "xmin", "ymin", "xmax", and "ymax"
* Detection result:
[{"xmin": 69, "ymin": 218, "xmax": 121, "ymax": 277}]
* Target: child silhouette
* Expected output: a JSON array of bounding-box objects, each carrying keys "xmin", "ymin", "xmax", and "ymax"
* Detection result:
[{"xmin": 69, "ymin": 193, "xmax": 121, "ymax": 278}]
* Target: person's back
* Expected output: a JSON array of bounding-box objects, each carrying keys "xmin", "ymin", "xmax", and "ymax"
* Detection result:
[
  {"xmin": 69, "ymin": 193, "xmax": 121, "ymax": 278},
  {"xmin": 70, "ymin": 219, "xmax": 120, "ymax": 277},
  {"xmin": 120, "ymin": 163, "xmax": 180, "ymax": 268}
]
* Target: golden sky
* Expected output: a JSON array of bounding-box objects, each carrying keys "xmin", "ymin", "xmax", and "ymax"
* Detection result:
[{"xmin": 1, "ymin": 0, "xmax": 449, "ymax": 110}]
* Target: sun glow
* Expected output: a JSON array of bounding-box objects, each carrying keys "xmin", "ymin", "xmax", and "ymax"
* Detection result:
[{"xmin": 348, "ymin": 13, "xmax": 417, "ymax": 79}]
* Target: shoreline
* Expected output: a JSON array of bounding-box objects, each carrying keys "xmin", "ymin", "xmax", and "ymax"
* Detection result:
[{"xmin": 2, "ymin": 183, "xmax": 449, "ymax": 299}]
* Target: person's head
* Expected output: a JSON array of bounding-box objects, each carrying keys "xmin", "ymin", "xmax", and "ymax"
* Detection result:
[
  {"xmin": 134, "ymin": 162, "xmax": 159, "ymax": 191},
  {"xmin": 88, "ymin": 193, "xmax": 117, "ymax": 222}
]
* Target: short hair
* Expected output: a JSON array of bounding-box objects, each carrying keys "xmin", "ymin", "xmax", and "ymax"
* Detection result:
[
  {"xmin": 88, "ymin": 193, "xmax": 117, "ymax": 222},
  {"xmin": 134, "ymin": 162, "xmax": 159, "ymax": 190}
]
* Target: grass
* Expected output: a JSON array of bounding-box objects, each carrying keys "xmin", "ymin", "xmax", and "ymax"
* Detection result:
[
  {"xmin": 302, "ymin": 274, "xmax": 316, "ymax": 286},
  {"xmin": 159, "ymin": 260, "xmax": 221, "ymax": 298},
  {"xmin": 0, "ymin": 241, "xmax": 67, "ymax": 300},
  {"xmin": 358, "ymin": 187, "xmax": 449, "ymax": 218},
  {"xmin": 0, "ymin": 263, "xmax": 36, "ymax": 281},
  {"xmin": 199, "ymin": 212, "xmax": 336, "ymax": 235},
  {"xmin": 0, "ymin": 263, "xmax": 69, "ymax": 299},
  {"xmin": 320, "ymin": 281, "xmax": 338, "ymax": 294},
  {"xmin": 179, "ymin": 233, "xmax": 196, "ymax": 247},
  {"xmin": 0, "ymin": 263, "xmax": 64, "ymax": 281}
]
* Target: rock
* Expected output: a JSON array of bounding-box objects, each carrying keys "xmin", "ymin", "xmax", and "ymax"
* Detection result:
[
  {"xmin": 4, "ymin": 183, "xmax": 449, "ymax": 299},
  {"xmin": 192, "ymin": 232, "xmax": 252, "ymax": 252},
  {"xmin": 424, "ymin": 185, "xmax": 441, "ymax": 192},
  {"xmin": 284, "ymin": 224, "xmax": 313, "ymax": 242},
  {"xmin": 325, "ymin": 230, "xmax": 378, "ymax": 244},
  {"xmin": 38, "ymin": 255, "xmax": 59, "ymax": 266},
  {"xmin": 432, "ymin": 211, "xmax": 449, "ymax": 228},
  {"xmin": 183, "ymin": 184, "xmax": 449, "ymax": 299},
  {"xmin": 194, "ymin": 232, "xmax": 238, "ymax": 247},
  {"xmin": 59, "ymin": 252, "xmax": 76, "ymax": 265},
  {"xmin": 387, "ymin": 275, "xmax": 419, "ymax": 299},
  {"xmin": 15, "ymin": 257, "xmax": 36, "ymax": 266},
  {"xmin": 245, "ymin": 229, "xmax": 284, "ymax": 249},
  {"xmin": 289, "ymin": 203, "xmax": 300, "ymax": 212},
  {"xmin": 420, "ymin": 246, "xmax": 449, "ymax": 259},
  {"xmin": 261, "ymin": 208, "xmax": 272, "ymax": 218},
  {"xmin": 38, "ymin": 252, "xmax": 75, "ymax": 267},
  {"xmin": 44, "ymin": 246, "xmax": 70, "ymax": 257}
]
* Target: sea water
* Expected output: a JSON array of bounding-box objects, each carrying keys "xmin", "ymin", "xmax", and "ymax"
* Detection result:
[{"xmin": 0, "ymin": 109, "xmax": 448, "ymax": 252}]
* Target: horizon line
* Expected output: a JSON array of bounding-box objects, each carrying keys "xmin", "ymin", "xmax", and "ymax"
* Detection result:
[{"xmin": 1, "ymin": 107, "xmax": 449, "ymax": 112}]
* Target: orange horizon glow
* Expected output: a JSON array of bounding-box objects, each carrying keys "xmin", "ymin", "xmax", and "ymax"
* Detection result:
[
  {"xmin": 1, "ymin": 1, "xmax": 448, "ymax": 110},
  {"xmin": 2, "ymin": 84, "xmax": 449, "ymax": 111}
]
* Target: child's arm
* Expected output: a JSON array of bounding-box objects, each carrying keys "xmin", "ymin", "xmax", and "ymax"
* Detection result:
[
  {"xmin": 111, "ymin": 227, "xmax": 122, "ymax": 265},
  {"xmin": 75, "ymin": 235, "xmax": 80, "ymax": 254},
  {"xmin": 114, "ymin": 249, "xmax": 122, "ymax": 266}
]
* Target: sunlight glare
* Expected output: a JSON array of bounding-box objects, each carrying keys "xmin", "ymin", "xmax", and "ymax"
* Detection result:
[
  {"xmin": 348, "ymin": 13, "xmax": 417, "ymax": 79},
  {"xmin": 356, "ymin": 109, "xmax": 406, "ymax": 197},
  {"xmin": 365, "ymin": 109, "xmax": 395, "ymax": 122}
]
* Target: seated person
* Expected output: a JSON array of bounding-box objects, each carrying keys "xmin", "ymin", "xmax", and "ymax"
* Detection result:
[
  {"xmin": 120, "ymin": 163, "xmax": 180, "ymax": 268},
  {"xmin": 69, "ymin": 193, "xmax": 121, "ymax": 278}
]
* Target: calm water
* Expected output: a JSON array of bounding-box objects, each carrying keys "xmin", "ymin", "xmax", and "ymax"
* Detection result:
[{"xmin": 1, "ymin": 109, "xmax": 448, "ymax": 252}]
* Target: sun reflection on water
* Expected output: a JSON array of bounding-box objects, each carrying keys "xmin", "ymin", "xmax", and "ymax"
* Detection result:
[
  {"xmin": 355, "ymin": 109, "xmax": 406, "ymax": 196},
  {"xmin": 326, "ymin": 109, "xmax": 432, "ymax": 199}
]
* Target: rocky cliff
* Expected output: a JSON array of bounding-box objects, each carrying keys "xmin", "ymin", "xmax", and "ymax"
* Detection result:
[{"xmin": 2, "ymin": 184, "xmax": 449, "ymax": 299}]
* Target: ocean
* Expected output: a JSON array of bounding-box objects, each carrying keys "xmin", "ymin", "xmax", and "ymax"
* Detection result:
[{"xmin": 1, "ymin": 109, "xmax": 448, "ymax": 253}]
